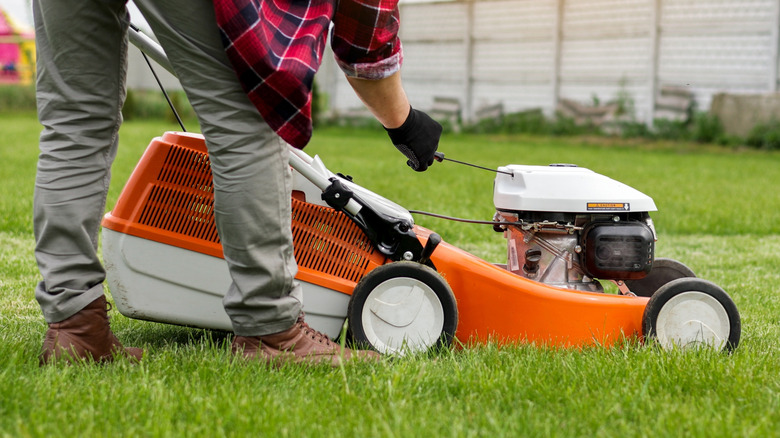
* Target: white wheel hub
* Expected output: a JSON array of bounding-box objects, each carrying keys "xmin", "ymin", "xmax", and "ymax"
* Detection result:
[
  {"xmin": 361, "ymin": 276, "xmax": 444, "ymax": 355},
  {"xmin": 655, "ymin": 291, "xmax": 731, "ymax": 350}
]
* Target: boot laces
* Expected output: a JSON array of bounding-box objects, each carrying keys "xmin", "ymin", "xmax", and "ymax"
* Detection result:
[{"xmin": 298, "ymin": 319, "xmax": 332, "ymax": 346}]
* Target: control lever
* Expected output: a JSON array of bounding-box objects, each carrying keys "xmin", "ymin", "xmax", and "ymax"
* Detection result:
[{"xmin": 418, "ymin": 233, "xmax": 442, "ymax": 266}]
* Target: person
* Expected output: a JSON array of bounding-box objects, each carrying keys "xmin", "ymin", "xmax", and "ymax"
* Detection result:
[{"xmin": 33, "ymin": 0, "xmax": 442, "ymax": 366}]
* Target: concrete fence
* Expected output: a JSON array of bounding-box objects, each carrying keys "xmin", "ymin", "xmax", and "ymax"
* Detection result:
[{"xmin": 317, "ymin": 0, "xmax": 780, "ymax": 127}]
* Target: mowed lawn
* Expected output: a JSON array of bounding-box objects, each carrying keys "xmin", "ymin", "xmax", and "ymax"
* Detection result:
[{"xmin": 1, "ymin": 113, "xmax": 779, "ymax": 437}]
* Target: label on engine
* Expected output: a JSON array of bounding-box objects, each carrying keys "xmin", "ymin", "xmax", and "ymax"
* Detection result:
[
  {"xmin": 587, "ymin": 202, "xmax": 630, "ymax": 211},
  {"xmin": 508, "ymin": 239, "xmax": 520, "ymax": 272}
]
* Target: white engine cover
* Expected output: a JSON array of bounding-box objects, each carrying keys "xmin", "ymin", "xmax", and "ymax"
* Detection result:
[{"xmin": 494, "ymin": 164, "xmax": 657, "ymax": 213}]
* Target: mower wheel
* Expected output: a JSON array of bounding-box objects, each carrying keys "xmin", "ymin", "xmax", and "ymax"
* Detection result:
[
  {"xmin": 347, "ymin": 262, "xmax": 457, "ymax": 356},
  {"xmin": 625, "ymin": 258, "xmax": 696, "ymax": 297},
  {"xmin": 642, "ymin": 278, "xmax": 740, "ymax": 352}
]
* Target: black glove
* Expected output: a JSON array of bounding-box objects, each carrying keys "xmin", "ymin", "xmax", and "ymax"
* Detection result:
[{"xmin": 385, "ymin": 107, "xmax": 442, "ymax": 172}]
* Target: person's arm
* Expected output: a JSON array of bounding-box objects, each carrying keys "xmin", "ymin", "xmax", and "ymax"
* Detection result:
[
  {"xmin": 332, "ymin": 2, "xmax": 441, "ymax": 171},
  {"xmin": 346, "ymin": 72, "xmax": 410, "ymax": 129},
  {"xmin": 346, "ymin": 72, "xmax": 442, "ymax": 172}
]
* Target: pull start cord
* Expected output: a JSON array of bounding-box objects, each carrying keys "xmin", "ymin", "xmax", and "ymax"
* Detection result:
[{"xmin": 433, "ymin": 152, "xmax": 513, "ymax": 177}]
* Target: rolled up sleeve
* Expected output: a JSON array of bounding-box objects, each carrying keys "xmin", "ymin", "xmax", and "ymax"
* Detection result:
[{"xmin": 331, "ymin": 0, "xmax": 403, "ymax": 80}]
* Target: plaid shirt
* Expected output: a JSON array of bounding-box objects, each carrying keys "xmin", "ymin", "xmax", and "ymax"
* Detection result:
[{"xmin": 213, "ymin": 0, "xmax": 403, "ymax": 148}]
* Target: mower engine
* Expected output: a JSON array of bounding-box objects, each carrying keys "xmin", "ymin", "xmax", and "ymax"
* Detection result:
[{"xmin": 493, "ymin": 164, "xmax": 657, "ymax": 292}]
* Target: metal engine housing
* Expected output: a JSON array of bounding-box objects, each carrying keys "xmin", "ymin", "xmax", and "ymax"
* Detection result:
[{"xmin": 493, "ymin": 164, "xmax": 657, "ymax": 292}]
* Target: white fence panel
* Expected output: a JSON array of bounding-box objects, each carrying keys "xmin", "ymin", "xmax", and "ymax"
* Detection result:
[
  {"xmin": 471, "ymin": 0, "xmax": 558, "ymax": 113},
  {"xmin": 399, "ymin": 3, "xmax": 469, "ymax": 113},
  {"xmin": 658, "ymin": 0, "xmax": 779, "ymax": 109},
  {"xmin": 472, "ymin": 0, "xmax": 557, "ymax": 40},
  {"xmin": 399, "ymin": 2, "xmax": 469, "ymax": 41},
  {"xmin": 559, "ymin": 0, "xmax": 655, "ymax": 120}
]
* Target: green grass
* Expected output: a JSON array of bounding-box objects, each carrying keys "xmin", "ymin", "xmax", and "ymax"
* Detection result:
[{"xmin": 2, "ymin": 115, "xmax": 780, "ymax": 437}]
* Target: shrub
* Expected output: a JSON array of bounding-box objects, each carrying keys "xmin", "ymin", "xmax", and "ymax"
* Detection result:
[
  {"xmin": 691, "ymin": 111, "xmax": 724, "ymax": 143},
  {"xmin": 311, "ymin": 80, "xmax": 327, "ymax": 127},
  {"xmin": 465, "ymin": 109, "xmax": 600, "ymax": 137},
  {"xmin": 549, "ymin": 113, "xmax": 599, "ymax": 136},
  {"xmin": 501, "ymin": 109, "xmax": 549, "ymax": 135},
  {"xmin": 746, "ymin": 120, "xmax": 780, "ymax": 150},
  {"xmin": 615, "ymin": 120, "xmax": 654, "ymax": 139},
  {"xmin": 0, "ymin": 85, "xmax": 36, "ymax": 112},
  {"xmin": 652, "ymin": 118, "xmax": 689, "ymax": 140}
]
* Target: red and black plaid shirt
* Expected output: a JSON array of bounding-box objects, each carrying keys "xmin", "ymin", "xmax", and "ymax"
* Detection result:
[{"xmin": 213, "ymin": 0, "xmax": 403, "ymax": 148}]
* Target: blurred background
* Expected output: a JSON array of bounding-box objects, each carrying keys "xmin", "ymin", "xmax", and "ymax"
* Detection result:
[{"xmin": 2, "ymin": 0, "xmax": 780, "ymax": 144}]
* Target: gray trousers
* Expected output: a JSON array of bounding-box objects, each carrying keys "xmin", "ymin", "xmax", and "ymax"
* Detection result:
[{"xmin": 33, "ymin": 0, "xmax": 303, "ymax": 336}]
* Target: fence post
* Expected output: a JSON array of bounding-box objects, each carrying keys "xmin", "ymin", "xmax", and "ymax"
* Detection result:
[
  {"xmin": 770, "ymin": 0, "xmax": 780, "ymax": 93},
  {"xmin": 647, "ymin": 0, "xmax": 661, "ymax": 126},
  {"xmin": 464, "ymin": 0, "xmax": 476, "ymax": 124},
  {"xmin": 552, "ymin": 0, "xmax": 564, "ymax": 116}
]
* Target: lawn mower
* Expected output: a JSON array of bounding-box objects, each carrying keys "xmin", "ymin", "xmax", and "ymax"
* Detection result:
[{"xmin": 102, "ymin": 27, "xmax": 741, "ymax": 355}]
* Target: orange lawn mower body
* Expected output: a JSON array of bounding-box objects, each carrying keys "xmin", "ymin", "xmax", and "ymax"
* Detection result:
[{"xmin": 101, "ymin": 132, "xmax": 740, "ymax": 354}]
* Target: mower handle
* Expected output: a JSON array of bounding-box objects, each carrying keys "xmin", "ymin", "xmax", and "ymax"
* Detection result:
[
  {"xmin": 128, "ymin": 24, "xmax": 174, "ymax": 74},
  {"xmin": 288, "ymin": 150, "xmax": 362, "ymax": 215},
  {"xmin": 127, "ymin": 25, "xmax": 362, "ymax": 216}
]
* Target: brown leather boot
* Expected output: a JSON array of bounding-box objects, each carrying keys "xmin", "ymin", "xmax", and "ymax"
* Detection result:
[
  {"xmin": 39, "ymin": 295, "xmax": 143, "ymax": 365},
  {"xmin": 232, "ymin": 315, "xmax": 379, "ymax": 367}
]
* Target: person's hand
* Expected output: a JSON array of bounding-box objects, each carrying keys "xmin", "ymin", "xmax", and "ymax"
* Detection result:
[{"xmin": 385, "ymin": 107, "xmax": 442, "ymax": 172}]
